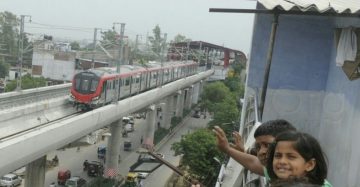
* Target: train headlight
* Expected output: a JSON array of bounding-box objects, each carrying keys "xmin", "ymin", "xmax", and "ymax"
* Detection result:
[{"xmin": 92, "ymin": 96, "xmax": 99, "ymax": 101}]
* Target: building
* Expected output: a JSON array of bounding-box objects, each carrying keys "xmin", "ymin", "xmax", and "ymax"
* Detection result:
[{"xmin": 215, "ymin": 1, "xmax": 360, "ymax": 187}]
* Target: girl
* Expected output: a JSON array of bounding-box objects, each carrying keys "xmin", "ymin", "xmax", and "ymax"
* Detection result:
[{"xmin": 266, "ymin": 131, "xmax": 332, "ymax": 187}]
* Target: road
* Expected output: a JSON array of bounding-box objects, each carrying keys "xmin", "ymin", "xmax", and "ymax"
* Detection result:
[
  {"xmin": 19, "ymin": 112, "xmax": 210, "ymax": 187},
  {"xmin": 144, "ymin": 115, "xmax": 210, "ymax": 187}
]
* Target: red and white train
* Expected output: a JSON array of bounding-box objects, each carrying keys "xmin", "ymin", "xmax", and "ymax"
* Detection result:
[{"xmin": 69, "ymin": 61, "xmax": 199, "ymax": 109}]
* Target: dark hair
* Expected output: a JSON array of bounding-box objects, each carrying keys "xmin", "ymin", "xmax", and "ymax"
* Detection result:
[
  {"xmin": 254, "ymin": 119, "xmax": 296, "ymax": 138},
  {"xmin": 266, "ymin": 131, "xmax": 328, "ymax": 185},
  {"xmin": 271, "ymin": 176, "xmax": 322, "ymax": 187}
]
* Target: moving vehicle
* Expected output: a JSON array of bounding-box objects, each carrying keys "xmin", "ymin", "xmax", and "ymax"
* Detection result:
[
  {"xmin": 87, "ymin": 161, "xmax": 104, "ymax": 177},
  {"xmin": 57, "ymin": 169, "xmax": 71, "ymax": 185},
  {"xmin": 65, "ymin": 176, "xmax": 86, "ymax": 187},
  {"xmin": 69, "ymin": 61, "xmax": 199, "ymax": 109},
  {"xmin": 124, "ymin": 140, "xmax": 132, "ymax": 151},
  {"xmin": 0, "ymin": 174, "xmax": 22, "ymax": 187},
  {"xmin": 125, "ymin": 123, "xmax": 134, "ymax": 132},
  {"xmin": 97, "ymin": 145, "xmax": 106, "ymax": 159},
  {"xmin": 136, "ymin": 172, "xmax": 149, "ymax": 179},
  {"xmin": 124, "ymin": 172, "xmax": 139, "ymax": 187}
]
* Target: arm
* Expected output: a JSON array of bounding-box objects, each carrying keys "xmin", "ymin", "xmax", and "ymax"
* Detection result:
[{"xmin": 213, "ymin": 126, "xmax": 264, "ymax": 176}]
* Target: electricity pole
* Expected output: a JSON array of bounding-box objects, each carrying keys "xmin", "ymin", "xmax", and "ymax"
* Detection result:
[
  {"xmin": 16, "ymin": 15, "xmax": 31, "ymax": 91},
  {"xmin": 161, "ymin": 33, "xmax": 167, "ymax": 63},
  {"xmin": 113, "ymin": 23, "xmax": 125, "ymax": 73},
  {"xmin": 113, "ymin": 23, "xmax": 125, "ymax": 103},
  {"xmin": 91, "ymin": 28, "xmax": 100, "ymax": 69}
]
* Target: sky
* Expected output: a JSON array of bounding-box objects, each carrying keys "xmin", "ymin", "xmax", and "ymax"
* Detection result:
[{"xmin": 0, "ymin": 0, "xmax": 256, "ymax": 54}]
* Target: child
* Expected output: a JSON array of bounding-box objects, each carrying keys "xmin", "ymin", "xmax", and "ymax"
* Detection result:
[
  {"xmin": 266, "ymin": 131, "xmax": 332, "ymax": 187},
  {"xmin": 214, "ymin": 119, "xmax": 296, "ymax": 175}
]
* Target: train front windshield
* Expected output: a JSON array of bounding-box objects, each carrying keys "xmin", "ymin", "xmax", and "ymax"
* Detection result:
[{"xmin": 74, "ymin": 72, "xmax": 100, "ymax": 94}]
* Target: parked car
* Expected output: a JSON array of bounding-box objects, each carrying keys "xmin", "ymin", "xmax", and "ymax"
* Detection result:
[
  {"xmin": 87, "ymin": 161, "xmax": 104, "ymax": 177},
  {"xmin": 65, "ymin": 176, "xmax": 86, "ymax": 187},
  {"xmin": 57, "ymin": 169, "xmax": 71, "ymax": 185},
  {"xmin": 0, "ymin": 174, "xmax": 22, "ymax": 187}
]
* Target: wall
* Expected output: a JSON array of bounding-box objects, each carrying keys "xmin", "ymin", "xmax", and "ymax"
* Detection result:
[
  {"xmin": 246, "ymin": 13, "xmax": 360, "ymax": 186},
  {"xmin": 32, "ymin": 50, "xmax": 75, "ymax": 81}
]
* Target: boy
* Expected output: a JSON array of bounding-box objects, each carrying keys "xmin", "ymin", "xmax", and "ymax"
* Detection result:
[{"xmin": 213, "ymin": 119, "xmax": 296, "ymax": 175}]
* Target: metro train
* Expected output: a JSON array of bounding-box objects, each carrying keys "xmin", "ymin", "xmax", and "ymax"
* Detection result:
[{"xmin": 69, "ymin": 61, "xmax": 199, "ymax": 109}]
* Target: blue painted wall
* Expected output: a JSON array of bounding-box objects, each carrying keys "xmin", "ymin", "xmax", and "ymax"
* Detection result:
[
  {"xmin": 246, "ymin": 11, "xmax": 360, "ymax": 186},
  {"xmin": 248, "ymin": 15, "xmax": 333, "ymax": 91}
]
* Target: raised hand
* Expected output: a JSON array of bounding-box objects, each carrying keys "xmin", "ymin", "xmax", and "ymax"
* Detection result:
[
  {"xmin": 230, "ymin": 131, "xmax": 245, "ymax": 152},
  {"xmin": 213, "ymin": 126, "xmax": 230, "ymax": 154}
]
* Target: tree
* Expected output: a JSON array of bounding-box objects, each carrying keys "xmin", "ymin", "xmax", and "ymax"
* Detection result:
[
  {"xmin": 70, "ymin": 41, "xmax": 80, "ymax": 50},
  {"xmin": 209, "ymin": 95, "xmax": 239, "ymax": 136},
  {"xmin": 0, "ymin": 11, "xmax": 32, "ymax": 67},
  {"xmin": 172, "ymin": 34, "xmax": 191, "ymax": 43},
  {"xmin": 0, "ymin": 11, "xmax": 19, "ymax": 65},
  {"xmin": 148, "ymin": 25, "xmax": 165, "ymax": 58},
  {"xmin": 200, "ymin": 82, "xmax": 231, "ymax": 112},
  {"xmin": 171, "ymin": 129, "xmax": 225, "ymax": 186},
  {"xmin": 0, "ymin": 61, "xmax": 10, "ymax": 78},
  {"xmin": 5, "ymin": 74, "xmax": 46, "ymax": 92},
  {"xmin": 100, "ymin": 30, "xmax": 118, "ymax": 49}
]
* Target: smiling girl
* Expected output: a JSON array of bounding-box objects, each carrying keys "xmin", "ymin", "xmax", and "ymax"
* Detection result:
[{"xmin": 266, "ymin": 131, "xmax": 332, "ymax": 187}]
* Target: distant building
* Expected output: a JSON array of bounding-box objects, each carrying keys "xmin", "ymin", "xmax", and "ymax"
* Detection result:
[{"xmin": 31, "ymin": 40, "xmax": 76, "ymax": 82}]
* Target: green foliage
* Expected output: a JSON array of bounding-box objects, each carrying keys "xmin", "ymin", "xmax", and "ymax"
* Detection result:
[
  {"xmin": 171, "ymin": 116, "xmax": 182, "ymax": 129},
  {"xmin": 5, "ymin": 74, "xmax": 46, "ymax": 92},
  {"xmin": 200, "ymin": 82, "xmax": 231, "ymax": 112},
  {"xmin": 172, "ymin": 34, "xmax": 191, "ymax": 43},
  {"xmin": 100, "ymin": 30, "xmax": 118, "ymax": 49},
  {"xmin": 70, "ymin": 41, "xmax": 80, "ymax": 50},
  {"xmin": 148, "ymin": 25, "xmax": 166, "ymax": 58},
  {"xmin": 0, "ymin": 61, "xmax": 10, "ymax": 78},
  {"xmin": 208, "ymin": 96, "xmax": 239, "ymax": 136},
  {"xmin": 154, "ymin": 127, "xmax": 169, "ymax": 145},
  {"xmin": 0, "ymin": 11, "xmax": 32, "ymax": 66},
  {"xmin": 171, "ymin": 129, "xmax": 225, "ymax": 182}
]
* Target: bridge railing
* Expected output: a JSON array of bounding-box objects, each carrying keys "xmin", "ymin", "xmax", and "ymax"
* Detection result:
[{"xmin": 217, "ymin": 90, "xmax": 266, "ymax": 187}]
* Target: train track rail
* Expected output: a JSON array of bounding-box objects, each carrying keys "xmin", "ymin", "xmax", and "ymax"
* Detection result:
[
  {"xmin": 0, "ymin": 84, "xmax": 71, "ymax": 110},
  {"xmin": 0, "ymin": 111, "xmax": 84, "ymax": 142}
]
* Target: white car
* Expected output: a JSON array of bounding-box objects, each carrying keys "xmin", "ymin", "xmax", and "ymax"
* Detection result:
[{"xmin": 0, "ymin": 174, "xmax": 22, "ymax": 187}]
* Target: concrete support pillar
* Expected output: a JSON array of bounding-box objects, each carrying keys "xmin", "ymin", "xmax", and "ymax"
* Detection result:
[
  {"xmin": 192, "ymin": 82, "xmax": 200, "ymax": 105},
  {"xmin": 163, "ymin": 95, "xmax": 173, "ymax": 129},
  {"xmin": 185, "ymin": 86, "xmax": 193, "ymax": 110},
  {"xmin": 156, "ymin": 101, "xmax": 164, "ymax": 129},
  {"xmin": 175, "ymin": 90, "xmax": 184, "ymax": 117},
  {"xmin": 198, "ymin": 80, "xmax": 204, "ymax": 101},
  {"xmin": 105, "ymin": 120, "xmax": 122, "ymax": 177},
  {"xmin": 25, "ymin": 156, "xmax": 46, "ymax": 187},
  {"xmin": 144, "ymin": 105, "xmax": 156, "ymax": 150}
]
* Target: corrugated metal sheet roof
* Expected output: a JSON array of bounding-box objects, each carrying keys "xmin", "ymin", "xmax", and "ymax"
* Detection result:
[{"xmin": 258, "ymin": 0, "xmax": 360, "ymax": 14}]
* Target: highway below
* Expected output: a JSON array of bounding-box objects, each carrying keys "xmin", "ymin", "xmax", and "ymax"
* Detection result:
[{"xmin": 17, "ymin": 111, "xmax": 210, "ymax": 187}]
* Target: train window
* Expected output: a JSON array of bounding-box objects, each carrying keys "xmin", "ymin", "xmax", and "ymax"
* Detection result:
[
  {"xmin": 113, "ymin": 80, "xmax": 115, "ymax": 89},
  {"xmin": 120, "ymin": 79, "xmax": 123, "ymax": 86},
  {"xmin": 153, "ymin": 73, "xmax": 157, "ymax": 79},
  {"xmin": 82, "ymin": 79, "xmax": 90, "ymax": 91},
  {"xmin": 90, "ymin": 80, "xmax": 98, "ymax": 92},
  {"xmin": 125, "ymin": 78, "xmax": 130, "ymax": 86},
  {"xmin": 108, "ymin": 82, "xmax": 111, "ymax": 90},
  {"xmin": 136, "ymin": 77, "xmax": 140, "ymax": 83}
]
